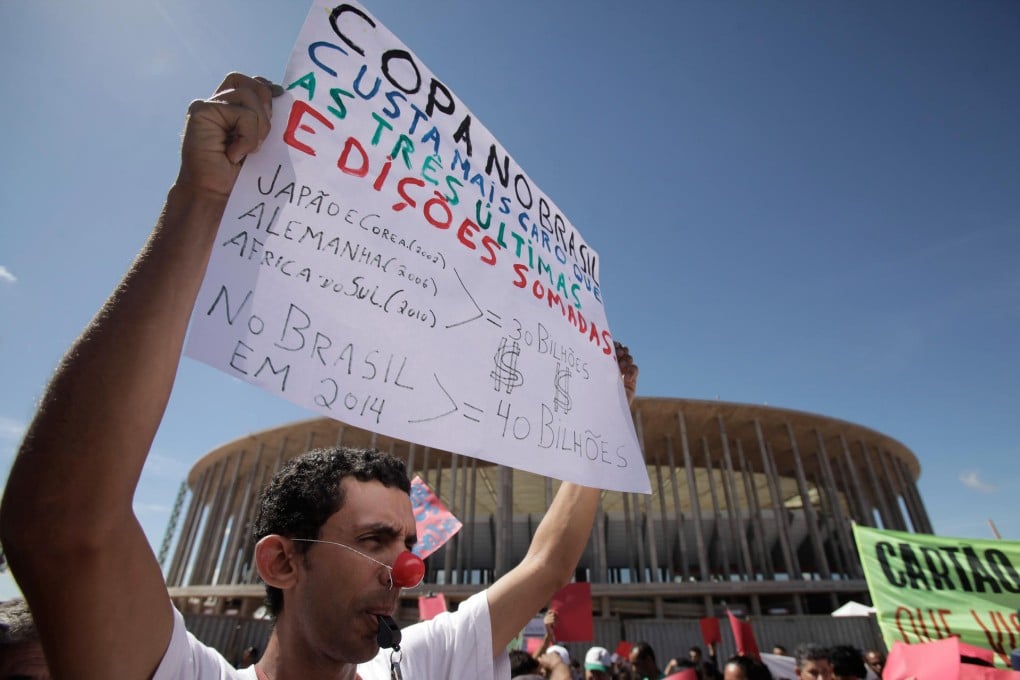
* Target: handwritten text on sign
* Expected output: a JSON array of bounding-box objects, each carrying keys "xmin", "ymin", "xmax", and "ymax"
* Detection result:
[{"xmin": 184, "ymin": 1, "xmax": 649, "ymax": 493}]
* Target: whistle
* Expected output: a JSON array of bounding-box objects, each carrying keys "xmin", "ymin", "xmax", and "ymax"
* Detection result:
[{"xmin": 376, "ymin": 614, "xmax": 402, "ymax": 650}]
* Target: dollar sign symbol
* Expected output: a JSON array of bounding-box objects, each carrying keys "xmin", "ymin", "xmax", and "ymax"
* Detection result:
[
  {"xmin": 554, "ymin": 363, "xmax": 572, "ymax": 414},
  {"xmin": 491, "ymin": 338, "xmax": 524, "ymax": 394}
]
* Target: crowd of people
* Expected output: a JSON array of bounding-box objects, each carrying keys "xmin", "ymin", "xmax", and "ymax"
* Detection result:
[
  {"xmin": 0, "ymin": 588, "xmax": 913, "ymax": 680},
  {"xmin": 509, "ymin": 638, "xmax": 887, "ymax": 680}
]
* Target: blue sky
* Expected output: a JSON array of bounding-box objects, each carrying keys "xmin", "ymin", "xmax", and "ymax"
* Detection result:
[{"xmin": 1, "ymin": 1, "xmax": 1018, "ymax": 599}]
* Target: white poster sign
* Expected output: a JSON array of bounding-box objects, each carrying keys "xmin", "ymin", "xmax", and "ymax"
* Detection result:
[{"xmin": 185, "ymin": 1, "xmax": 650, "ymax": 493}]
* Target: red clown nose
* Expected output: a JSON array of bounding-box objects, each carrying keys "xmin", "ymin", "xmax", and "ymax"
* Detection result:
[{"xmin": 391, "ymin": 551, "xmax": 425, "ymax": 588}]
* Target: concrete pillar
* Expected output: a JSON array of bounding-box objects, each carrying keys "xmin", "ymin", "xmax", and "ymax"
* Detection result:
[
  {"xmin": 406, "ymin": 443, "xmax": 417, "ymax": 478},
  {"xmin": 494, "ymin": 466, "xmax": 513, "ymax": 579},
  {"xmin": 220, "ymin": 443, "xmax": 264, "ymax": 585},
  {"xmin": 814, "ymin": 431, "xmax": 860, "ymax": 578},
  {"xmin": 666, "ymin": 435, "xmax": 691, "ymax": 581},
  {"xmin": 444, "ymin": 453, "xmax": 460, "ymax": 583},
  {"xmin": 736, "ymin": 439, "xmax": 773, "ymax": 579},
  {"xmin": 595, "ymin": 494, "xmax": 609, "ymax": 583},
  {"xmin": 875, "ymin": 447, "xmax": 907, "ymax": 531},
  {"xmin": 240, "ymin": 456, "xmax": 274, "ymax": 584},
  {"xmin": 895, "ymin": 456, "xmax": 933, "ymax": 534},
  {"xmin": 191, "ymin": 459, "xmax": 229, "ymax": 585},
  {"xmin": 636, "ymin": 409, "xmax": 659, "ymax": 582},
  {"xmin": 654, "ymin": 459, "xmax": 674, "ymax": 580},
  {"xmin": 719, "ymin": 417, "xmax": 754, "ymax": 580},
  {"xmin": 702, "ymin": 437, "xmax": 731, "ymax": 581},
  {"xmin": 839, "ymin": 434, "xmax": 872, "ymax": 526},
  {"xmin": 679, "ymin": 411, "xmax": 710, "ymax": 581},
  {"xmin": 860, "ymin": 441, "xmax": 895, "ymax": 528},
  {"xmin": 167, "ymin": 466, "xmax": 211, "ymax": 586},
  {"xmin": 786, "ymin": 423, "xmax": 831, "ymax": 580},
  {"xmin": 204, "ymin": 449, "xmax": 246, "ymax": 584},
  {"xmin": 462, "ymin": 457, "xmax": 478, "ymax": 583},
  {"xmin": 755, "ymin": 420, "xmax": 800, "ymax": 580},
  {"xmin": 420, "ymin": 446, "xmax": 431, "ymax": 485}
]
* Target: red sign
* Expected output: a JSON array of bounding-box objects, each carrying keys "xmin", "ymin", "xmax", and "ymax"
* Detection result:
[
  {"xmin": 549, "ymin": 582, "xmax": 594, "ymax": 642},
  {"xmin": 700, "ymin": 617, "xmax": 722, "ymax": 646},
  {"xmin": 727, "ymin": 610, "xmax": 761, "ymax": 661},
  {"xmin": 417, "ymin": 593, "xmax": 447, "ymax": 621}
]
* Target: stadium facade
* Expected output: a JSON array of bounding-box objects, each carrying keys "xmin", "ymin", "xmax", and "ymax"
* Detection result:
[{"xmin": 162, "ymin": 396, "xmax": 928, "ymax": 629}]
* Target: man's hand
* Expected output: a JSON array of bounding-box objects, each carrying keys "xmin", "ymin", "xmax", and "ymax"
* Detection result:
[
  {"xmin": 176, "ymin": 73, "xmax": 279, "ymax": 200},
  {"xmin": 543, "ymin": 609, "xmax": 557, "ymax": 638},
  {"xmin": 0, "ymin": 72, "xmax": 279, "ymax": 680},
  {"xmin": 615, "ymin": 341, "xmax": 639, "ymax": 406}
]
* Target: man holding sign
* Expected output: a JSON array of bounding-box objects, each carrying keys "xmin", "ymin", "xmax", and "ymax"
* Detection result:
[{"xmin": 1, "ymin": 74, "xmax": 640, "ymax": 679}]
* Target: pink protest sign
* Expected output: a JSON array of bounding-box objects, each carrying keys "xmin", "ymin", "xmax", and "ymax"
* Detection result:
[{"xmin": 410, "ymin": 475, "xmax": 462, "ymax": 559}]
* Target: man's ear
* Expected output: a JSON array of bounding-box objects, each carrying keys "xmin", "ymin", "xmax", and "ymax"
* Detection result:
[{"xmin": 255, "ymin": 535, "xmax": 301, "ymax": 590}]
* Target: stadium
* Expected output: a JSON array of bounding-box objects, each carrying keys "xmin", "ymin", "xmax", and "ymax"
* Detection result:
[{"xmin": 161, "ymin": 396, "xmax": 926, "ymax": 657}]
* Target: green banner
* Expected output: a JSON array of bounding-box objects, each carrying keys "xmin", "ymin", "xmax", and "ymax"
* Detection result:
[{"xmin": 853, "ymin": 525, "xmax": 1020, "ymax": 667}]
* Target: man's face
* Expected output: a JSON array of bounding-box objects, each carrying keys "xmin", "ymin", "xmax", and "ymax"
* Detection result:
[
  {"xmin": 690, "ymin": 649, "xmax": 702, "ymax": 663},
  {"xmin": 724, "ymin": 662, "xmax": 748, "ymax": 680},
  {"xmin": 586, "ymin": 669, "xmax": 609, "ymax": 680},
  {"xmin": 630, "ymin": 648, "xmax": 654, "ymax": 675},
  {"xmin": 864, "ymin": 652, "xmax": 883, "ymax": 676},
  {"xmin": 798, "ymin": 658, "xmax": 834, "ymax": 680},
  {"xmin": 290, "ymin": 478, "xmax": 416, "ymax": 663}
]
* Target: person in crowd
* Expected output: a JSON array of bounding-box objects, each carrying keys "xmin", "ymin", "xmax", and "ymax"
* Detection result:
[
  {"xmin": 584, "ymin": 646, "xmax": 612, "ymax": 680},
  {"xmin": 0, "ymin": 72, "xmax": 640, "ymax": 680},
  {"xmin": 511, "ymin": 649, "xmax": 545, "ymax": 678},
  {"xmin": 795, "ymin": 644, "xmax": 834, "ymax": 680},
  {"xmin": 829, "ymin": 645, "xmax": 866, "ymax": 680},
  {"xmin": 772, "ymin": 646, "xmax": 788, "ymax": 657},
  {"xmin": 236, "ymin": 645, "xmax": 259, "ymax": 668},
  {"xmin": 723, "ymin": 654, "xmax": 774, "ymax": 680},
  {"xmin": 664, "ymin": 655, "xmax": 699, "ymax": 679},
  {"xmin": 863, "ymin": 650, "xmax": 884, "ymax": 678},
  {"xmin": 539, "ymin": 645, "xmax": 573, "ymax": 680},
  {"xmin": 0, "ymin": 599, "xmax": 50, "ymax": 680},
  {"xmin": 689, "ymin": 644, "xmax": 722, "ymax": 680},
  {"xmin": 533, "ymin": 609, "xmax": 559, "ymax": 661},
  {"xmin": 629, "ymin": 641, "xmax": 664, "ymax": 679}
]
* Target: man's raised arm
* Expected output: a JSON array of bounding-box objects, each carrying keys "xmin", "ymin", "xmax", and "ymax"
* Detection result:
[
  {"xmin": 485, "ymin": 343, "xmax": 639, "ymax": 653},
  {"xmin": 0, "ymin": 73, "xmax": 276, "ymax": 679}
]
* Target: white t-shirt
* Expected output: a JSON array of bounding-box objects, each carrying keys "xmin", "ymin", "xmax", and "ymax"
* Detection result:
[{"xmin": 153, "ymin": 590, "xmax": 510, "ymax": 680}]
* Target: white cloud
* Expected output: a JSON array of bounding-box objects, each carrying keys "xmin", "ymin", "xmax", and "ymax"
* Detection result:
[
  {"xmin": 0, "ymin": 266, "xmax": 16, "ymax": 284},
  {"xmin": 959, "ymin": 471, "xmax": 998, "ymax": 494}
]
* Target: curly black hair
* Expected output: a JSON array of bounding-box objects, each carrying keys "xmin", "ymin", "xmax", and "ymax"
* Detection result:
[
  {"xmin": 725, "ymin": 655, "xmax": 774, "ymax": 680},
  {"xmin": 252, "ymin": 447, "xmax": 411, "ymax": 616},
  {"xmin": 830, "ymin": 645, "xmax": 867, "ymax": 679}
]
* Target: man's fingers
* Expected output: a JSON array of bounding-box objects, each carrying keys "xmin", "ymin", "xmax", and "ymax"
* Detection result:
[
  {"xmin": 215, "ymin": 72, "xmax": 274, "ymax": 112},
  {"xmin": 195, "ymin": 87, "xmax": 272, "ymax": 164},
  {"xmin": 255, "ymin": 76, "xmax": 286, "ymax": 98}
]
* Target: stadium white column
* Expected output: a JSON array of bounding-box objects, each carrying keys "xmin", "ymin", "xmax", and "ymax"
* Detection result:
[{"xmin": 678, "ymin": 410, "xmax": 710, "ymax": 581}]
